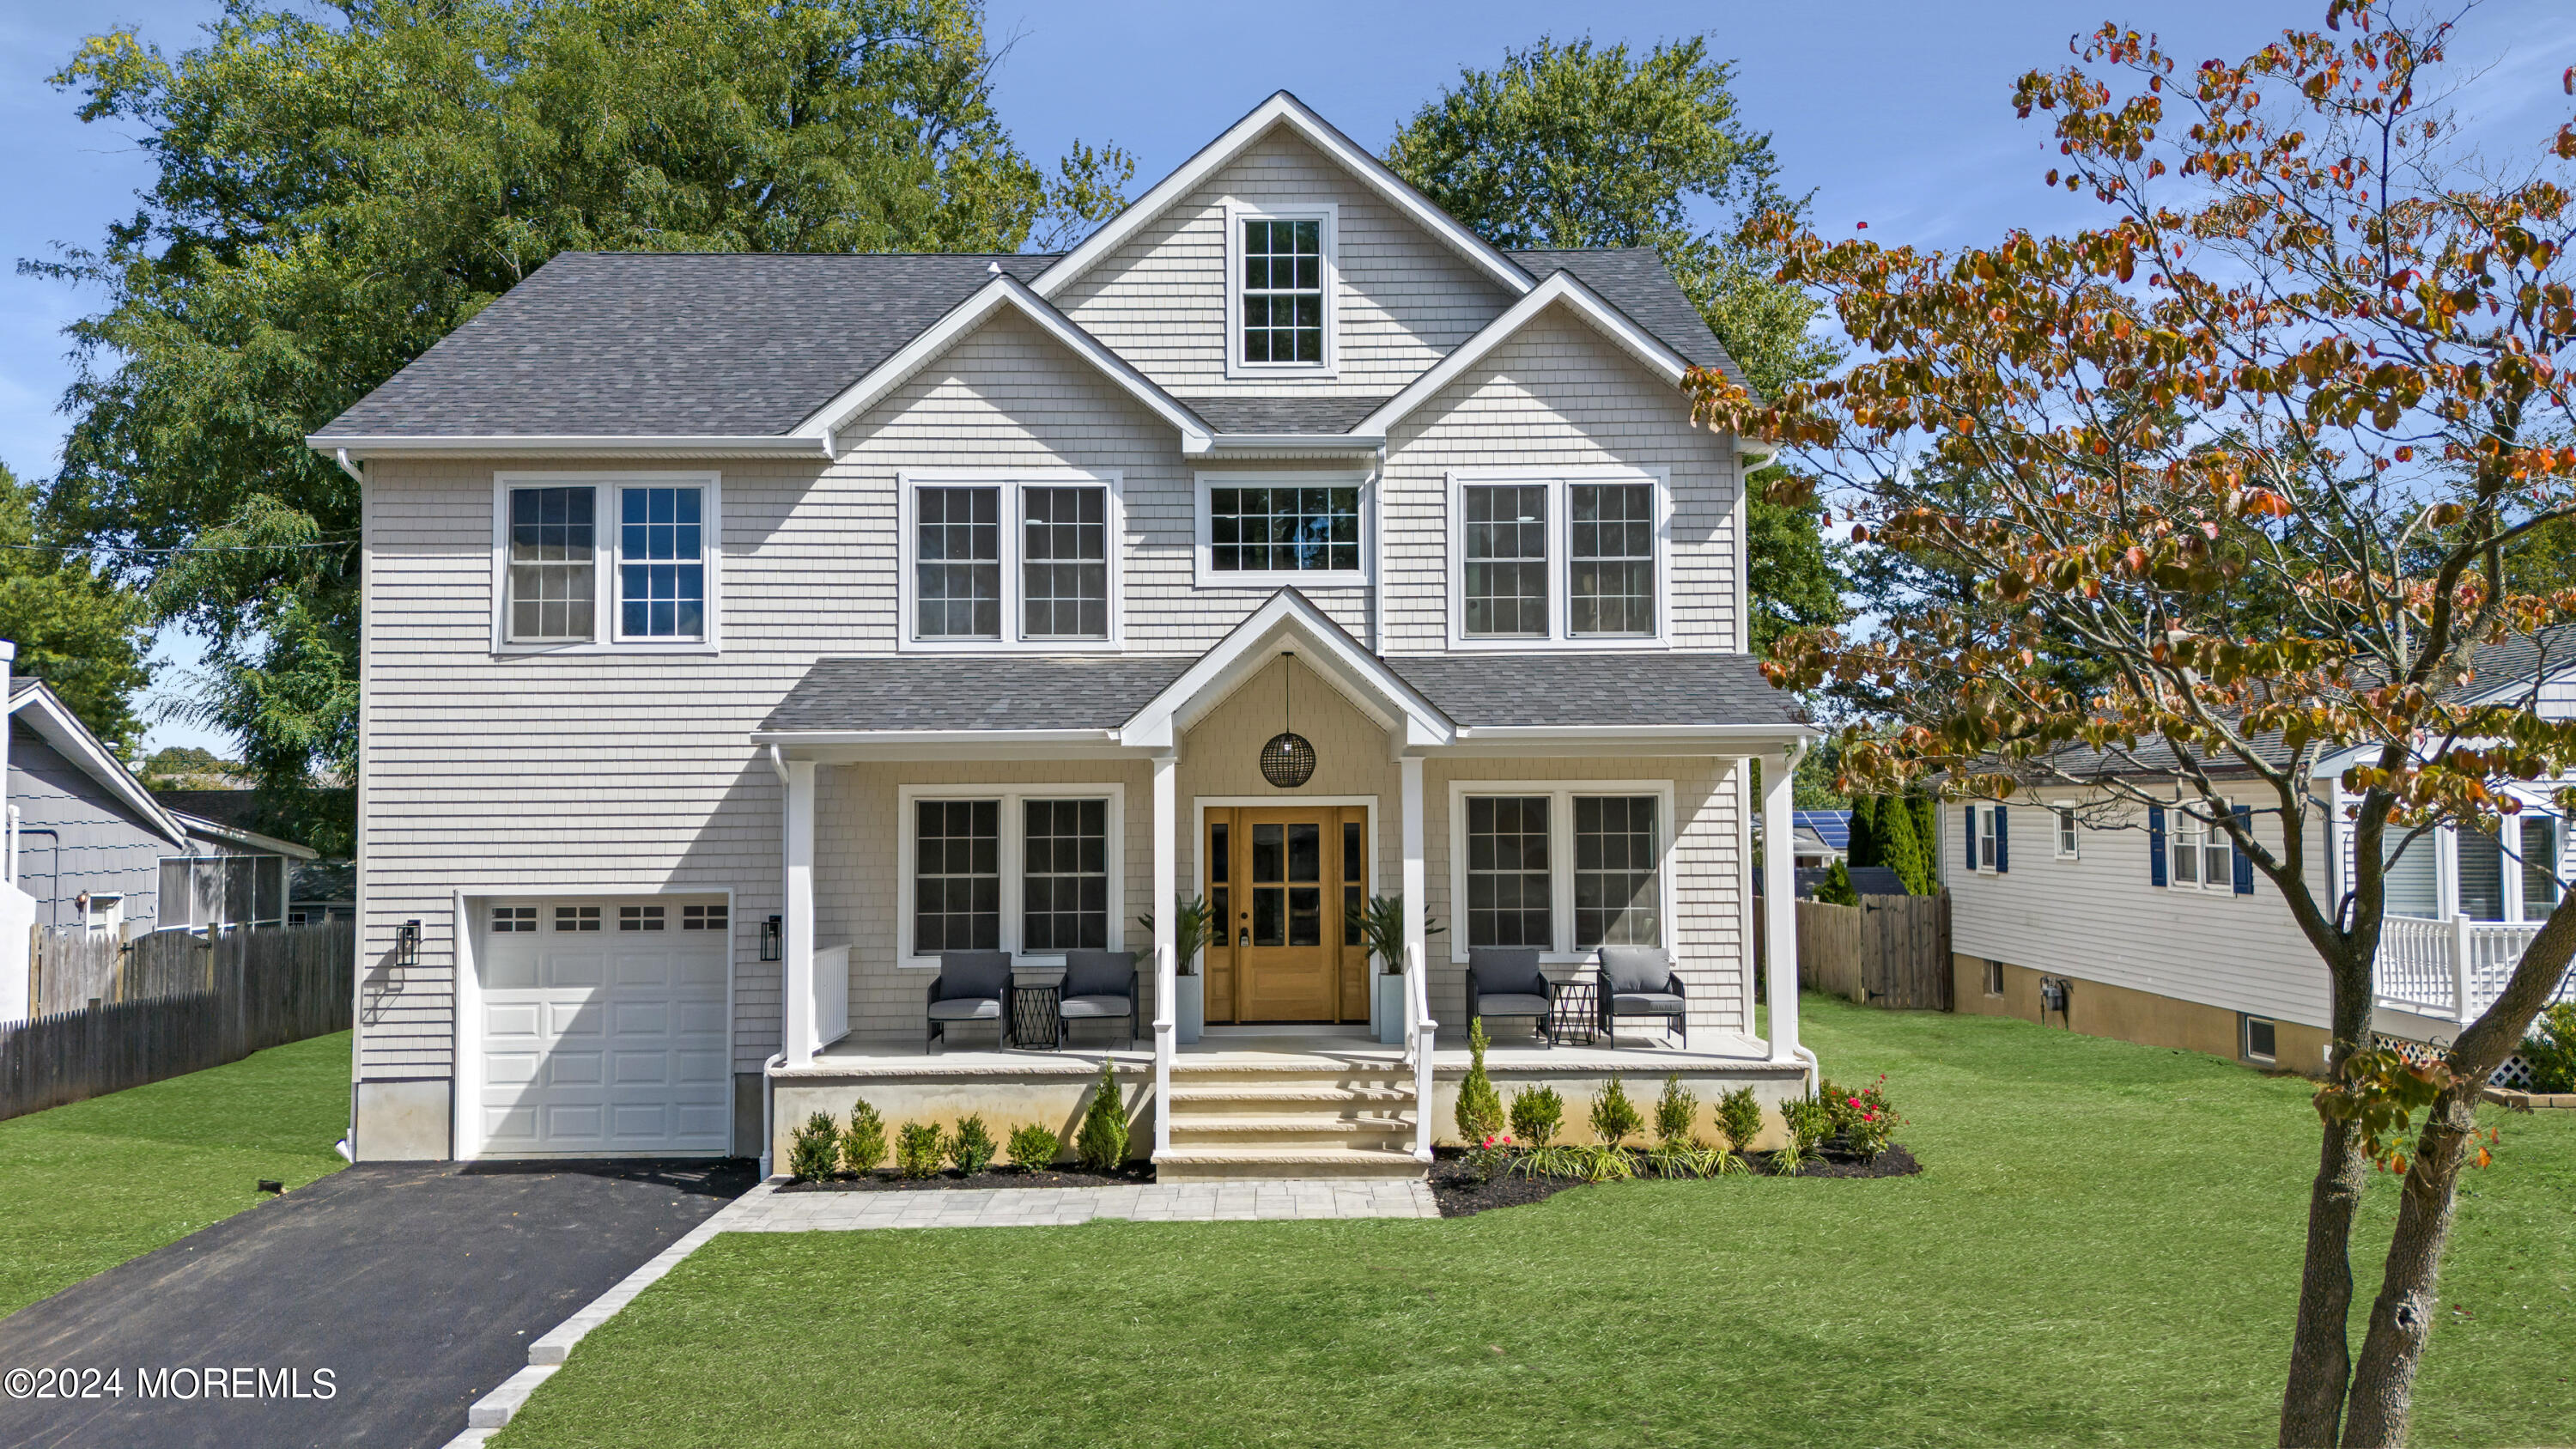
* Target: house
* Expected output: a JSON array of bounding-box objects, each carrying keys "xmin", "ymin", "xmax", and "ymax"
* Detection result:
[
  {"xmin": 311, "ymin": 92, "xmax": 1822, "ymax": 1174},
  {"xmin": 0, "ymin": 644, "xmax": 322, "ymax": 1022},
  {"xmin": 1791, "ymin": 808, "xmax": 1850, "ymax": 869},
  {"xmin": 1941, "ymin": 633, "xmax": 2576, "ymax": 1073}
]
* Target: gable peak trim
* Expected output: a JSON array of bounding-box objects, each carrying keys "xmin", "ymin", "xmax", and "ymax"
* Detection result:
[{"xmin": 1354, "ymin": 271, "xmax": 1696, "ymax": 438}]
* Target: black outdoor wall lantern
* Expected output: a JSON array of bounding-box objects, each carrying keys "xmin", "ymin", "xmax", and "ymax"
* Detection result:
[
  {"xmin": 394, "ymin": 919, "xmax": 420, "ymax": 967},
  {"xmin": 761, "ymin": 915, "xmax": 783, "ymax": 962},
  {"xmin": 1259, "ymin": 652, "xmax": 1316, "ymax": 788}
]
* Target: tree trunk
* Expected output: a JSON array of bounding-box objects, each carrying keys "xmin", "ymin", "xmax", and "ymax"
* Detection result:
[
  {"xmin": 2279, "ymin": 1111, "xmax": 2368, "ymax": 1447},
  {"xmin": 2339, "ymin": 1089, "xmax": 2476, "ymax": 1446}
]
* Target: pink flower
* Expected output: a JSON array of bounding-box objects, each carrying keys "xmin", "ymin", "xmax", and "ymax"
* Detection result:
[{"xmin": 1847, "ymin": 1098, "xmax": 1862, "ymax": 1108}]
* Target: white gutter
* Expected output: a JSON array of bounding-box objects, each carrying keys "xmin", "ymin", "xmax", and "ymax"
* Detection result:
[
  {"xmin": 750, "ymin": 728, "xmax": 1126, "ymax": 749},
  {"xmin": 1454, "ymin": 722, "xmax": 1826, "ymax": 743},
  {"xmin": 1205, "ymin": 434, "xmax": 1385, "ymax": 452}
]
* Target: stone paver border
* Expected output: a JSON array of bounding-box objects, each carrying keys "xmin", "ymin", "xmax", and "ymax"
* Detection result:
[{"xmin": 440, "ymin": 1175, "xmax": 1436, "ymax": 1446}]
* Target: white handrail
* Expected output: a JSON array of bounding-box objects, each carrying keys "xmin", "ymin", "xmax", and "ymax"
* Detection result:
[
  {"xmin": 2374, "ymin": 912, "xmax": 2562, "ymax": 1022},
  {"xmin": 1406, "ymin": 957, "xmax": 1436, "ymax": 1162}
]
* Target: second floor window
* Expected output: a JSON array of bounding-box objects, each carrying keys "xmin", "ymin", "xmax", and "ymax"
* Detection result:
[
  {"xmin": 500, "ymin": 475, "xmax": 717, "ymax": 648},
  {"xmin": 1454, "ymin": 472, "xmax": 1666, "ymax": 645},
  {"xmin": 1240, "ymin": 216, "xmax": 1324, "ymax": 364},
  {"xmin": 905, "ymin": 475, "xmax": 1120, "ymax": 648}
]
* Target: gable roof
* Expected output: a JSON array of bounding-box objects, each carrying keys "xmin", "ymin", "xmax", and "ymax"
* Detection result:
[
  {"xmin": 1355, "ymin": 271, "xmax": 1696, "ymax": 437},
  {"xmin": 1513, "ymin": 248, "xmax": 1751, "ymax": 393},
  {"xmin": 1031, "ymin": 90, "xmax": 1534, "ymax": 301},
  {"xmin": 7, "ymin": 682, "xmax": 191, "ymax": 849}
]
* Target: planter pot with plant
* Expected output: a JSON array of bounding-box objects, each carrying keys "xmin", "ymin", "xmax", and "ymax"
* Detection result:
[
  {"xmin": 1359, "ymin": 894, "xmax": 1442, "ymax": 1044},
  {"xmin": 1139, "ymin": 895, "xmax": 1209, "ymax": 1045}
]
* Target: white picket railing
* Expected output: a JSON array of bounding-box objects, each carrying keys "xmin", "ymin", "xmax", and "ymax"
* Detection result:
[{"xmin": 2374, "ymin": 914, "xmax": 2570, "ymax": 1023}]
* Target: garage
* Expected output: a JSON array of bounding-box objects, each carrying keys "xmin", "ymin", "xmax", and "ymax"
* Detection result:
[{"xmin": 470, "ymin": 895, "xmax": 730, "ymax": 1156}]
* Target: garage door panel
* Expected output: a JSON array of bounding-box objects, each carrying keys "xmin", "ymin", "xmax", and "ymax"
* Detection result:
[{"xmin": 477, "ymin": 900, "xmax": 729, "ymax": 1156}]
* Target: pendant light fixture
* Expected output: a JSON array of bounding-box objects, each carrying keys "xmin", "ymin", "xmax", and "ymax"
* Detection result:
[{"xmin": 1259, "ymin": 652, "xmax": 1316, "ymax": 788}]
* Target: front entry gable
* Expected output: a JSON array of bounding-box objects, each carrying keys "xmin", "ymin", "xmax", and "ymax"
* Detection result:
[{"xmin": 1117, "ymin": 590, "xmax": 1454, "ymax": 752}]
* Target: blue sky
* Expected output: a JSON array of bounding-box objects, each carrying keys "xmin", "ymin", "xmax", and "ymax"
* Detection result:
[{"xmin": 3, "ymin": 0, "xmax": 2570, "ymax": 754}]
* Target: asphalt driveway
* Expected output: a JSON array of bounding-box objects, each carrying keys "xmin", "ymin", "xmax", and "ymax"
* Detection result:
[{"xmin": 0, "ymin": 1157, "xmax": 753, "ymax": 1449}]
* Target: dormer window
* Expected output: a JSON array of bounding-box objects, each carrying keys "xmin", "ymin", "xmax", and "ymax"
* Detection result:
[{"xmin": 1227, "ymin": 204, "xmax": 1338, "ymax": 376}]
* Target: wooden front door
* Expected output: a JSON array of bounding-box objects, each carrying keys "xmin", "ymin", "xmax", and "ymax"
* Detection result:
[{"xmin": 1205, "ymin": 806, "xmax": 1366, "ymax": 1023}]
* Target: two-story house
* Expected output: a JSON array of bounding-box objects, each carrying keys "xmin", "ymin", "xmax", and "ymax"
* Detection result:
[{"xmin": 313, "ymin": 93, "xmax": 1820, "ymax": 1176}]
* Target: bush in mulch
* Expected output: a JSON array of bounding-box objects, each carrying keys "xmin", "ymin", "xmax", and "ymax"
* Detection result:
[
  {"xmin": 778, "ymin": 1161, "xmax": 1157, "ymax": 1193},
  {"xmin": 1425, "ymin": 1142, "xmax": 1921, "ymax": 1218}
]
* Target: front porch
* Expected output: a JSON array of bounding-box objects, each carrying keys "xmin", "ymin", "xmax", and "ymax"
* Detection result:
[{"xmin": 2374, "ymin": 913, "xmax": 2576, "ymax": 1036}]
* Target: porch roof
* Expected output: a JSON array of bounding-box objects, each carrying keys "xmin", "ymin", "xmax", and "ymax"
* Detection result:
[{"xmin": 755, "ymin": 648, "xmax": 1807, "ymax": 738}]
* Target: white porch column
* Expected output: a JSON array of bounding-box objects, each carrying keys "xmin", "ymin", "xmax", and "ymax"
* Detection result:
[
  {"xmin": 1761, "ymin": 748, "xmax": 1803, "ymax": 1066},
  {"xmin": 1151, "ymin": 751, "xmax": 1177, "ymax": 1156},
  {"xmin": 781, "ymin": 758, "xmax": 817, "ymax": 1068}
]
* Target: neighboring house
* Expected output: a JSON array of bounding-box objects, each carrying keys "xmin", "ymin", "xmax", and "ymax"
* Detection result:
[
  {"xmin": 1791, "ymin": 809, "xmax": 1850, "ymax": 869},
  {"xmin": 1941, "ymin": 634, "xmax": 2576, "ymax": 1074},
  {"xmin": 313, "ymin": 92, "xmax": 1822, "ymax": 1172},
  {"xmin": 0, "ymin": 648, "xmax": 322, "ymax": 1022}
]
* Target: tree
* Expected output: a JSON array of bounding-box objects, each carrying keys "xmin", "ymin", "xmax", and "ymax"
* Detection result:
[
  {"xmin": 0, "ymin": 465, "xmax": 150, "ymax": 753},
  {"xmin": 30, "ymin": 0, "xmax": 1132, "ymax": 837},
  {"xmin": 1813, "ymin": 858, "xmax": 1860, "ymax": 905},
  {"xmin": 1688, "ymin": 6, "xmax": 2576, "ymax": 1441},
  {"xmin": 1878, "ymin": 793, "xmax": 1929, "ymax": 897},
  {"xmin": 1385, "ymin": 34, "xmax": 1845, "ymax": 658},
  {"xmin": 1848, "ymin": 794, "xmax": 1882, "ymax": 868}
]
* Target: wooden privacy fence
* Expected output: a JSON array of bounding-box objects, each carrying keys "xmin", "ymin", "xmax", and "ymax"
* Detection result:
[
  {"xmin": 1793, "ymin": 894, "xmax": 1953, "ymax": 1012},
  {"xmin": 1, "ymin": 922, "xmax": 354, "ymax": 1121}
]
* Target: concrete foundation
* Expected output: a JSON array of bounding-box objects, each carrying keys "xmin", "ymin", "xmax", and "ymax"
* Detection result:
[
  {"xmin": 354, "ymin": 1078, "xmax": 453, "ymax": 1160},
  {"xmin": 1952, "ymin": 953, "xmax": 2333, "ymax": 1075}
]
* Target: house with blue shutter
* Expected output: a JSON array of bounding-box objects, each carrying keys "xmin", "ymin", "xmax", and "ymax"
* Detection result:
[{"xmin": 310, "ymin": 93, "xmax": 1825, "ymax": 1173}]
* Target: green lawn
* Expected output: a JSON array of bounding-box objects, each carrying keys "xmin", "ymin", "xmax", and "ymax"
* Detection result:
[
  {"xmin": 0, "ymin": 1031, "xmax": 351, "ymax": 1318},
  {"xmin": 494, "ymin": 1001, "xmax": 2575, "ymax": 1448}
]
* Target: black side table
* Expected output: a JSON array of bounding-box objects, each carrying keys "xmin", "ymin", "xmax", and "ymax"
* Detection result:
[
  {"xmin": 1009, "ymin": 970, "xmax": 1065, "ymax": 1050},
  {"xmin": 1549, "ymin": 977, "xmax": 1600, "ymax": 1047}
]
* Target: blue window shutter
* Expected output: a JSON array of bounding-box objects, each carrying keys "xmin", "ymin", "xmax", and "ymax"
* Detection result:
[
  {"xmin": 1965, "ymin": 804, "xmax": 1977, "ymax": 868},
  {"xmin": 2233, "ymin": 805, "xmax": 2255, "ymax": 894},
  {"xmin": 1995, "ymin": 806, "xmax": 2010, "ymax": 874},
  {"xmin": 2149, "ymin": 806, "xmax": 2168, "ymax": 886}
]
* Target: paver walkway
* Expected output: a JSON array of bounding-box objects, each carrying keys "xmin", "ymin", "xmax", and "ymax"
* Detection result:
[{"xmin": 730, "ymin": 1175, "xmax": 1439, "ymax": 1229}]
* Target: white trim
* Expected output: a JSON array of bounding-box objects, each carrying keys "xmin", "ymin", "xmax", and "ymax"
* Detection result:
[
  {"xmin": 896, "ymin": 469, "xmax": 1126, "ymax": 653},
  {"xmin": 796, "ymin": 276, "xmax": 1213, "ymax": 454},
  {"xmin": 1031, "ymin": 91, "xmax": 1531, "ymax": 302},
  {"xmin": 895, "ymin": 782, "xmax": 1128, "ymax": 969},
  {"xmin": 1118, "ymin": 590, "xmax": 1452, "ymax": 752},
  {"xmin": 167, "ymin": 811, "xmax": 321, "ymax": 861},
  {"xmin": 452, "ymin": 886, "xmax": 738, "ymax": 1161},
  {"xmin": 2165, "ymin": 813, "xmax": 2239, "ymax": 894},
  {"xmin": 1192, "ymin": 469, "xmax": 1372, "ymax": 588},
  {"xmin": 4, "ymin": 683, "xmax": 191, "ymax": 849},
  {"xmin": 2054, "ymin": 806, "xmax": 2079, "ymax": 860},
  {"xmin": 1444, "ymin": 466, "xmax": 1672, "ymax": 651},
  {"xmin": 1355, "ymin": 271, "xmax": 1692, "ymax": 438},
  {"xmin": 313, "ymin": 434, "xmax": 824, "ymax": 458},
  {"xmin": 1223, "ymin": 201, "xmax": 1340, "ymax": 379},
  {"xmin": 489, "ymin": 471, "xmax": 724, "ymax": 655},
  {"xmin": 1444, "ymin": 778, "xmax": 1678, "ymax": 965}
]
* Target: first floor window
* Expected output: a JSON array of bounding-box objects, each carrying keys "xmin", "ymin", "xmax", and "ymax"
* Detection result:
[
  {"xmin": 2170, "ymin": 815, "xmax": 2232, "ymax": 890},
  {"xmin": 1461, "ymin": 484, "xmax": 1550, "ymax": 637},
  {"xmin": 1977, "ymin": 807, "xmax": 1998, "ymax": 871},
  {"xmin": 1464, "ymin": 796, "xmax": 1552, "ymax": 947},
  {"xmin": 914, "ymin": 800, "xmax": 1000, "ymax": 952},
  {"xmin": 1022, "ymin": 800, "xmax": 1109, "ymax": 952},
  {"xmin": 2056, "ymin": 807, "xmax": 2079, "ymax": 858},
  {"xmin": 915, "ymin": 486, "xmax": 1002, "ymax": 640},
  {"xmin": 1573, "ymin": 796, "xmax": 1660, "ymax": 947},
  {"xmin": 2523, "ymin": 816, "xmax": 2561, "ymax": 918}
]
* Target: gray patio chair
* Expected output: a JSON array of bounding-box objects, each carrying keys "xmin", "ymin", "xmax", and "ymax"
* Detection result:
[
  {"xmin": 1055, "ymin": 948, "xmax": 1139, "ymax": 1050},
  {"xmin": 1467, "ymin": 946, "xmax": 1558, "ymax": 1046},
  {"xmin": 927, "ymin": 950, "xmax": 1011, "ymax": 1049},
  {"xmin": 1595, "ymin": 946, "xmax": 1686, "ymax": 1047}
]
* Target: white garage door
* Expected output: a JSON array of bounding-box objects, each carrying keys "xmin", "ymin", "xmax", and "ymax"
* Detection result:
[{"xmin": 475, "ymin": 897, "xmax": 729, "ymax": 1156}]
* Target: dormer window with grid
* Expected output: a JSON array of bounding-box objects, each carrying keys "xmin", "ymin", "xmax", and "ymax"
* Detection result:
[{"xmin": 1227, "ymin": 205, "xmax": 1337, "ymax": 375}]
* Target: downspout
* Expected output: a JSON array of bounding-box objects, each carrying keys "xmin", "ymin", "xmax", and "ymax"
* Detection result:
[{"xmin": 332, "ymin": 448, "xmax": 364, "ymax": 486}]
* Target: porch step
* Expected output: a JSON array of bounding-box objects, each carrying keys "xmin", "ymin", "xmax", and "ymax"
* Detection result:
[
  {"xmin": 1168, "ymin": 1114, "xmax": 1416, "ymax": 1149},
  {"xmin": 1152, "ymin": 1145, "xmax": 1427, "ymax": 1182},
  {"xmin": 1168, "ymin": 1083, "xmax": 1414, "ymax": 1112}
]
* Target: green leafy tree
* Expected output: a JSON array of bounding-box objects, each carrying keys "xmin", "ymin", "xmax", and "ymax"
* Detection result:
[
  {"xmin": 31, "ymin": 0, "xmax": 1132, "ymax": 843},
  {"xmin": 1385, "ymin": 34, "xmax": 1844, "ymax": 659},
  {"xmin": 0, "ymin": 466, "xmax": 150, "ymax": 754},
  {"xmin": 1813, "ymin": 858, "xmax": 1860, "ymax": 906},
  {"xmin": 1847, "ymin": 794, "xmax": 1880, "ymax": 869},
  {"xmin": 1879, "ymin": 794, "xmax": 1929, "ymax": 897}
]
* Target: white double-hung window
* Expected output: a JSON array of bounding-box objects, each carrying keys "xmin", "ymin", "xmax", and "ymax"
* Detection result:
[
  {"xmin": 494, "ymin": 472, "xmax": 720, "ymax": 651},
  {"xmin": 1227, "ymin": 204, "xmax": 1337, "ymax": 375},
  {"xmin": 1449, "ymin": 781, "xmax": 1674, "ymax": 963},
  {"xmin": 899, "ymin": 784, "xmax": 1125, "ymax": 965},
  {"xmin": 1449, "ymin": 470, "xmax": 1669, "ymax": 647},
  {"xmin": 900, "ymin": 472, "xmax": 1122, "ymax": 649}
]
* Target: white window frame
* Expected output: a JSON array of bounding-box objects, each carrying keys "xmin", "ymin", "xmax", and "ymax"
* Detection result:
[
  {"xmin": 490, "ymin": 471, "xmax": 723, "ymax": 654},
  {"xmin": 1445, "ymin": 468, "xmax": 1672, "ymax": 650},
  {"xmin": 1446, "ymin": 779, "xmax": 1677, "ymax": 965},
  {"xmin": 897, "ymin": 470, "xmax": 1125, "ymax": 653},
  {"xmin": 2055, "ymin": 806, "xmax": 2079, "ymax": 859},
  {"xmin": 896, "ymin": 782, "xmax": 1127, "ymax": 968},
  {"xmin": 1224, "ymin": 201, "xmax": 1340, "ymax": 379},
  {"xmin": 2167, "ymin": 813, "xmax": 2236, "ymax": 894},
  {"xmin": 2242, "ymin": 1014, "xmax": 2278, "ymax": 1064},
  {"xmin": 1975, "ymin": 807, "xmax": 1998, "ymax": 873},
  {"xmin": 1193, "ymin": 470, "xmax": 1374, "ymax": 588}
]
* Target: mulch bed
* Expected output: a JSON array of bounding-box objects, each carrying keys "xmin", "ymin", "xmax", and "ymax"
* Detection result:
[
  {"xmin": 1426, "ymin": 1144, "xmax": 1922, "ymax": 1218},
  {"xmin": 779, "ymin": 1163, "xmax": 1156, "ymax": 1193}
]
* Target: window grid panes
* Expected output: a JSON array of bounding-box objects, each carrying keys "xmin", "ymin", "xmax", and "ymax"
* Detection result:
[
  {"xmin": 507, "ymin": 486, "xmax": 596, "ymax": 642},
  {"xmin": 1465, "ymin": 796, "xmax": 1552, "ymax": 947},
  {"xmin": 915, "ymin": 487, "xmax": 1001, "ymax": 639},
  {"xmin": 2057, "ymin": 807, "xmax": 2078, "ymax": 857},
  {"xmin": 1022, "ymin": 799, "xmax": 1109, "ymax": 953},
  {"xmin": 1240, "ymin": 218, "xmax": 1324, "ymax": 364},
  {"xmin": 682, "ymin": 904, "xmax": 726, "ymax": 931},
  {"xmin": 2204, "ymin": 826, "xmax": 2233, "ymax": 892},
  {"xmin": 1573, "ymin": 795, "xmax": 1659, "ymax": 948},
  {"xmin": 1021, "ymin": 486, "xmax": 1109, "ymax": 638},
  {"xmin": 617, "ymin": 486, "xmax": 705, "ymax": 638},
  {"xmin": 915, "ymin": 801, "xmax": 1000, "ymax": 952},
  {"xmin": 2522, "ymin": 817, "xmax": 2561, "ymax": 919},
  {"xmin": 492, "ymin": 905, "xmax": 537, "ymax": 934},
  {"xmin": 1208, "ymin": 486, "xmax": 1360, "ymax": 575},
  {"xmin": 1978, "ymin": 808, "xmax": 1997, "ymax": 870},
  {"xmin": 1462, "ymin": 485, "xmax": 1550, "ymax": 637},
  {"xmin": 1568, "ymin": 483, "xmax": 1655, "ymax": 636},
  {"xmin": 619, "ymin": 905, "xmax": 665, "ymax": 931}
]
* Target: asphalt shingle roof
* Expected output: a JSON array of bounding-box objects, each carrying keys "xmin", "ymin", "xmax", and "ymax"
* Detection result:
[
  {"xmin": 759, "ymin": 650, "xmax": 1806, "ymax": 734},
  {"xmin": 1509, "ymin": 247, "xmax": 1752, "ymax": 393},
  {"xmin": 1172, "ymin": 393, "xmax": 1395, "ymax": 435}
]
